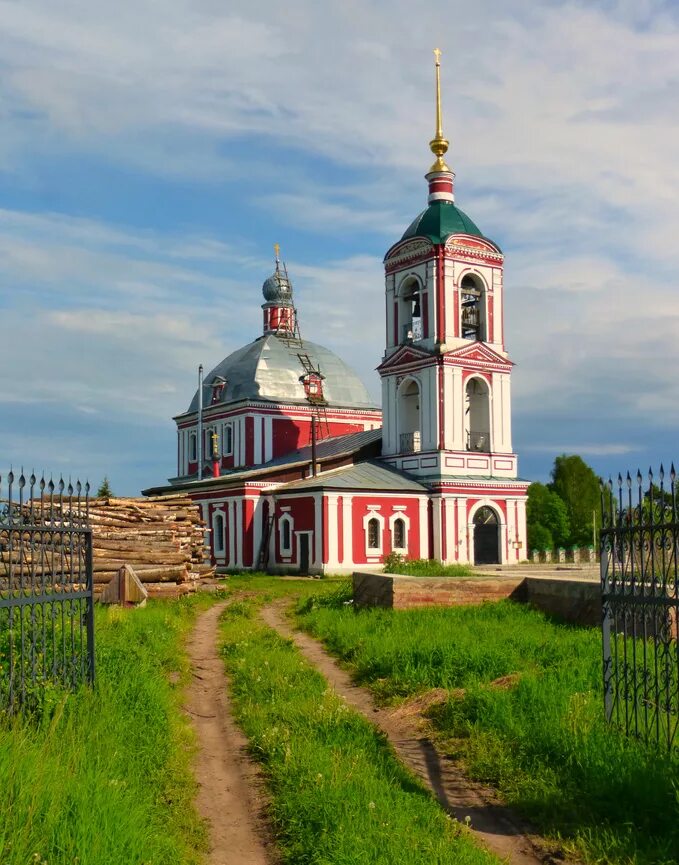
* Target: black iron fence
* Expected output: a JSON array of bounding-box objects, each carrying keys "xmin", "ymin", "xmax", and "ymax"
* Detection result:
[
  {"xmin": 600, "ymin": 466, "xmax": 679, "ymax": 749},
  {"xmin": 0, "ymin": 471, "xmax": 94, "ymax": 714}
]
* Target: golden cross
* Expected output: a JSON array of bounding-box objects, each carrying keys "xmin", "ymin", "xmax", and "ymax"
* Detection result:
[
  {"xmin": 434, "ymin": 47, "xmax": 441, "ymax": 67},
  {"xmin": 274, "ymin": 242, "xmax": 280, "ymax": 261}
]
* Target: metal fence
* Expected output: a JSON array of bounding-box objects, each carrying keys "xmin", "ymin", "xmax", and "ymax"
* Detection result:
[
  {"xmin": 600, "ymin": 466, "xmax": 679, "ymax": 749},
  {"xmin": 0, "ymin": 470, "xmax": 94, "ymax": 714}
]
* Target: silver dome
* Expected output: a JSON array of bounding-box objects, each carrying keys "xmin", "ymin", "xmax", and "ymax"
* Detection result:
[
  {"xmin": 262, "ymin": 270, "xmax": 294, "ymax": 305},
  {"xmin": 186, "ymin": 334, "xmax": 378, "ymax": 413}
]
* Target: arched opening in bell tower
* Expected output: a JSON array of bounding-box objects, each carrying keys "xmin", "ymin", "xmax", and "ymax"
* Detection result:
[
  {"xmin": 460, "ymin": 274, "xmax": 485, "ymax": 341},
  {"xmin": 465, "ymin": 377, "xmax": 491, "ymax": 452},
  {"xmin": 397, "ymin": 378, "xmax": 421, "ymax": 453},
  {"xmin": 398, "ymin": 277, "xmax": 423, "ymax": 343}
]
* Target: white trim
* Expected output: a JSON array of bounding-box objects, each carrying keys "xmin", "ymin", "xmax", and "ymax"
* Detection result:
[
  {"xmin": 314, "ymin": 494, "xmax": 323, "ymax": 566},
  {"xmin": 326, "ymin": 494, "xmax": 339, "ymax": 567}
]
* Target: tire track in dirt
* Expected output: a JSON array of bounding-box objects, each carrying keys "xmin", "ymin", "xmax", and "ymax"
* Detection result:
[
  {"xmin": 186, "ymin": 601, "xmax": 277, "ymax": 865},
  {"xmin": 261, "ymin": 601, "xmax": 579, "ymax": 865}
]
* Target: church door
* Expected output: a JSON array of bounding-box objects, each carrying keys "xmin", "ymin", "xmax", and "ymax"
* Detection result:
[
  {"xmin": 473, "ymin": 507, "xmax": 500, "ymax": 565},
  {"xmin": 298, "ymin": 533, "xmax": 310, "ymax": 575}
]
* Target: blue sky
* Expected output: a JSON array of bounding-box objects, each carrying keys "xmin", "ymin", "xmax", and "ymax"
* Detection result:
[{"xmin": 1, "ymin": 0, "xmax": 678, "ymax": 495}]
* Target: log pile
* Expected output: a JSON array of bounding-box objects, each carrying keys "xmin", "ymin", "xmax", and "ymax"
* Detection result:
[{"xmin": 88, "ymin": 495, "xmax": 214, "ymax": 599}]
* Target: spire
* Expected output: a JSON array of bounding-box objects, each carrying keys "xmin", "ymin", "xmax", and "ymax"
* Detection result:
[
  {"xmin": 425, "ymin": 48, "xmax": 455, "ymax": 204},
  {"xmin": 429, "ymin": 48, "xmax": 450, "ymax": 173}
]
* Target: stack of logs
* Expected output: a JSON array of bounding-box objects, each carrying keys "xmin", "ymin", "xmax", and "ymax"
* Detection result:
[{"xmin": 89, "ymin": 495, "xmax": 214, "ymax": 599}]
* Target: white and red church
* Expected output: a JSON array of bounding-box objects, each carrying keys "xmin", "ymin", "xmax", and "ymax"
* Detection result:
[{"xmin": 144, "ymin": 55, "xmax": 529, "ymax": 573}]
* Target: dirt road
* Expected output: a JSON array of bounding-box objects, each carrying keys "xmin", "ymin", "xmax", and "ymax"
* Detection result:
[{"xmin": 185, "ymin": 602, "xmax": 275, "ymax": 865}]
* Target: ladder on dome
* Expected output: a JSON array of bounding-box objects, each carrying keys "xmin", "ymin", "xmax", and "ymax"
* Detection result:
[
  {"xmin": 297, "ymin": 352, "xmax": 330, "ymax": 441},
  {"xmin": 257, "ymin": 515, "xmax": 275, "ymax": 570}
]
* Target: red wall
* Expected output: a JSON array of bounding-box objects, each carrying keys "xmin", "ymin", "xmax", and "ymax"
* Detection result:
[
  {"xmin": 351, "ymin": 496, "xmax": 422, "ymax": 565},
  {"xmin": 274, "ymin": 495, "xmax": 316, "ymax": 564}
]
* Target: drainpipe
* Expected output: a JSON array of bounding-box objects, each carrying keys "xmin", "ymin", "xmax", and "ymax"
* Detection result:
[
  {"xmin": 197, "ymin": 364, "xmax": 204, "ymax": 480},
  {"xmin": 310, "ymin": 416, "xmax": 318, "ymax": 477}
]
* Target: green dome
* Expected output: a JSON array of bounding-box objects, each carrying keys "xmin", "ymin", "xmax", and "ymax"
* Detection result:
[{"xmin": 401, "ymin": 200, "xmax": 491, "ymax": 245}]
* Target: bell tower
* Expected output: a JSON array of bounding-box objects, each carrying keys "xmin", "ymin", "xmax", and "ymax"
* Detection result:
[{"xmin": 377, "ymin": 49, "xmax": 528, "ymax": 564}]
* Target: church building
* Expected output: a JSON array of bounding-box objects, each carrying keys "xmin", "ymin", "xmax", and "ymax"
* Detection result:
[{"xmin": 143, "ymin": 52, "xmax": 529, "ymax": 573}]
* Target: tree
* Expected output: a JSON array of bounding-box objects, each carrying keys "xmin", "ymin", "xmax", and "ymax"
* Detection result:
[
  {"xmin": 526, "ymin": 481, "xmax": 570, "ymax": 550},
  {"xmin": 97, "ymin": 476, "xmax": 113, "ymax": 498},
  {"xmin": 549, "ymin": 455, "xmax": 600, "ymax": 547}
]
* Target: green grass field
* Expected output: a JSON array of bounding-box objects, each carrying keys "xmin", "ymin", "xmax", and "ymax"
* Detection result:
[
  {"xmin": 0, "ymin": 597, "xmax": 213, "ymax": 865},
  {"xmin": 219, "ymin": 593, "xmax": 499, "ymax": 865},
  {"xmin": 297, "ymin": 590, "xmax": 679, "ymax": 865}
]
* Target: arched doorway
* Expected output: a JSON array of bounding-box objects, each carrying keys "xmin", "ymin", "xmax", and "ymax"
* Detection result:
[{"xmin": 473, "ymin": 506, "xmax": 500, "ymax": 564}]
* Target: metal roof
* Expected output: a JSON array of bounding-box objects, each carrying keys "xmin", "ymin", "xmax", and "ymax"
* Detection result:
[
  {"xmin": 276, "ymin": 460, "xmax": 428, "ymax": 494},
  {"xmin": 142, "ymin": 428, "xmax": 383, "ymax": 496},
  {"xmin": 400, "ymin": 200, "xmax": 501, "ymax": 251},
  {"xmin": 186, "ymin": 334, "xmax": 378, "ymax": 414}
]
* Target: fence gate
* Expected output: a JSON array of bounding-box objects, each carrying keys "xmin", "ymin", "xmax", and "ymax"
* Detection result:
[
  {"xmin": 0, "ymin": 471, "xmax": 94, "ymax": 714},
  {"xmin": 600, "ymin": 466, "xmax": 679, "ymax": 749}
]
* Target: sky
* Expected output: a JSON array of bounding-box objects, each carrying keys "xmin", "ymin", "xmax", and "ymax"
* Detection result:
[{"xmin": 1, "ymin": 0, "xmax": 678, "ymax": 495}]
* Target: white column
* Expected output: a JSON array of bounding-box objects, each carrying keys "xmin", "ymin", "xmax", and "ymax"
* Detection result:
[
  {"xmin": 516, "ymin": 496, "xmax": 527, "ymax": 558},
  {"xmin": 326, "ymin": 494, "xmax": 339, "ymax": 567},
  {"xmin": 457, "ymin": 498, "xmax": 468, "ymax": 563},
  {"xmin": 431, "ymin": 496, "xmax": 443, "ymax": 561},
  {"xmin": 235, "ymin": 498, "xmax": 243, "ymax": 567},
  {"xmin": 492, "ymin": 373, "xmax": 503, "ymax": 454},
  {"xmin": 418, "ymin": 496, "xmax": 429, "ymax": 559},
  {"xmin": 253, "ymin": 415, "xmax": 262, "ymax": 465},
  {"xmin": 451, "ymin": 367, "xmax": 464, "ymax": 451},
  {"xmin": 314, "ymin": 494, "xmax": 323, "ymax": 567},
  {"xmin": 264, "ymin": 416, "xmax": 273, "ymax": 463},
  {"xmin": 239, "ymin": 417, "xmax": 246, "ymax": 466},
  {"xmin": 249, "ymin": 496, "xmax": 262, "ymax": 569},
  {"xmin": 342, "ymin": 495, "xmax": 353, "ymax": 565},
  {"xmin": 228, "ymin": 499, "xmax": 236, "ymax": 568},
  {"xmin": 444, "ymin": 495, "xmax": 456, "ymax": 564},
  {"xmin": 502, "ymin": 374, "xmax": 512, "ymax": 453}
]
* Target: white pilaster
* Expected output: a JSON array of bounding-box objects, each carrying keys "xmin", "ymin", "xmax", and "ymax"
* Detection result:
[
  {"xmin": 235, "ymin": 498, "xmax": 243, "ymax": 567},
  {"xmin": 342, "ymin": 495, "xmax": 353, "ymax": 565},
  {"xmin": 457, "ymin": 498, "xmax": 468, "ymax": 563},
  {"xmin": 314, "ymin": 493, "xmax": 323, "ymax": 567},
  {"xmin": 253, "ymin": 415, "xmax": 262, "ymax": 465},
  {"xmin": 418, "ymin": 496, "xmax": 428, "ymax": 559},
  {"xmin": 326, "ymin": 494, "xmax": 339, "ymax": 567}
]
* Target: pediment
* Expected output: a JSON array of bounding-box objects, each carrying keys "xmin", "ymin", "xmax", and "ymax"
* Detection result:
[
  {"xmin": 378, "ymin": 343, "xmax": 432, "ymax": 372},
  {"xmin": 445, "ymin": 236, "xmax": 502, "ymax": 257},
  {"xmin": 445, "ymin": 342, "xmax": 513, "ymax": 368},
  {"xmin": 384, "ymin": 238, "xmax": 434, "ymax": 263}
]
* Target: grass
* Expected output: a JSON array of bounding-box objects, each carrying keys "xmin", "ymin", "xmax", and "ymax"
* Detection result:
[
  {"xmin": 218, "ymin": 594, "xmax": 500, "ymax": 865},
  {"xmin": 382, "ymin": 552, "xmax": 474, "ymax": 577},
  {"xmin": 0, "ymin": 596, "xmax": 214, "ymax": 865},
  {"xmin": 297, "ymin": 593, "xmax": 679, "ymax": 865}
]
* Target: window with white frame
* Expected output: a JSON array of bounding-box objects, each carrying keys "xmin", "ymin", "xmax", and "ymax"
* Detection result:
[
  {"xmin": 222, "ymin": 422, "xmax": 233, "ymax": 456},
  {"xmin": 279, "ymin": 513, "xmax": 293, "ymax": 555},
  {"xmin": 388, "ymin": 511, "xmax": 410, "ymax": 554},
  {"xmin": 363, "ymin": 509, "xmax": 385, "ymax": 556},
  {"xmin": 213, "ymin": 511, "xmax": 225, "ymax": 555},
  {"xmin": 189, "ymin": 432, "xmax": 197, "ymax": 462},
  {"xmin": 393, "ymin": 517, "xmax": 406, "ymax": 550}
]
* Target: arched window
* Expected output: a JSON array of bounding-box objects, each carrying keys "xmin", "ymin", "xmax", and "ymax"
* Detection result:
[
  {"xmin": 279, "ymin": 513, "xmax": 293, "ymax": 555},
  {"xmin": 393, "ymin": 518, "xmax": 406, "ymax": 550},
  {"xmin": 460, "ymin": 274, "xmax": 485, "ymax": 341},
  {"xmin": 367, "ymin": 517, "xmax": 381, "ymax": 550},
  {"xmin": 465, "ymin": 378, "xmax": 491, "ymax": 452},
  {"xmin": 213, "ymin": 512, "xmax": 225, "ymax": 555},
  {"xmin": 398, "ymin": 379, "xmax": 421, "ymax": 453},
  {"xmin": 399, "ymin": 278, "xmax": 423, "ymax": 343},
  {"xmin": 189, "ymin": 432, "xmax": 197, "ymax": 462},
  {"xmin": 222, "ymin": 423, "xmax": 233, "ymax": 456}
]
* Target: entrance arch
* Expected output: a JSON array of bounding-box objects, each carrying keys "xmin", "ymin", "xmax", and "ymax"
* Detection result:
[{"xmin": 473, "ymin": 506, "xmax": 500, "ymax": 564}]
